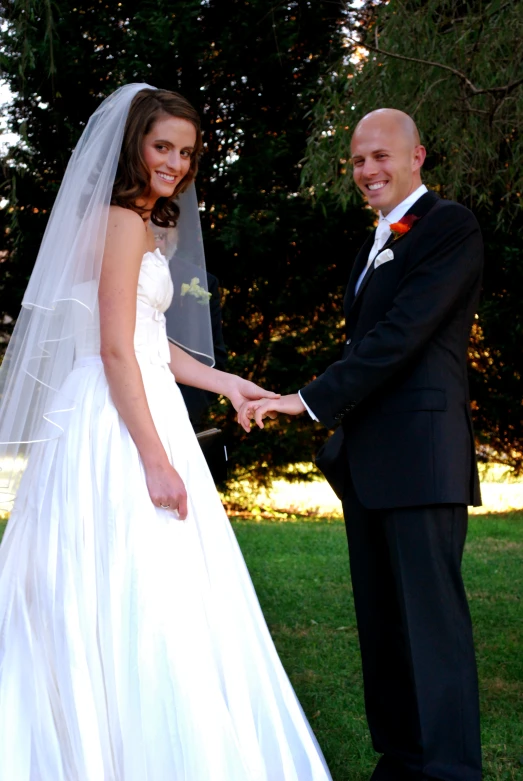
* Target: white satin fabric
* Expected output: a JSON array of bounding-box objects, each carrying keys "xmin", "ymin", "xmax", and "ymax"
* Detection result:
[{"xmin": 0, "ymin": 251, "xmax": 332, "ymax": 781}]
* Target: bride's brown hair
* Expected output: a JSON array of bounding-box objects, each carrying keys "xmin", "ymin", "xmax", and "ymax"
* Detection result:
[{"xmin": 111, "ymin": 88, "xmax": 202, "ymax": 228}]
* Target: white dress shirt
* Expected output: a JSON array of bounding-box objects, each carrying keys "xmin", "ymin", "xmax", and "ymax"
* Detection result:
[
  {"xmin": 354, "ymin": 184, "xmax": 428, "ymax": 295},
  {"xmin": 300, "ymin": 184, "xmax": 428, "ymax": 422}
]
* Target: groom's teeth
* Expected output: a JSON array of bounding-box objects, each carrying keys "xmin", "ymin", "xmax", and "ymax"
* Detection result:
[{"xmin": 368, "ymin": 182, "xmax": 387, "ymax": 191}]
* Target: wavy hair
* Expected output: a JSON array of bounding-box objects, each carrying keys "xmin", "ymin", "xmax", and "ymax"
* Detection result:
[{"xmin": 111, "ymin": 88, "xmax": 202, "ymax": 228}]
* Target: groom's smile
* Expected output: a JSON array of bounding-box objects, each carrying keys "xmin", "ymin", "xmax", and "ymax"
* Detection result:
[{"xmin": 350, "ymin": 109, "xmax": 426, "ymax": 216}]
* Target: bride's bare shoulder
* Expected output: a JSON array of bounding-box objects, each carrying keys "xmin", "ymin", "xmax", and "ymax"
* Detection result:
[
  {"xmin": 101, "ymin": 206, "xmax": 147, "ymax": 293},
  {"xmin": 107, "ymin": 204, "xmax": 145, "ymax": 233},
  {"xmin": 104, "ymin": 206, "xmax": 146, "ymax": 259}
]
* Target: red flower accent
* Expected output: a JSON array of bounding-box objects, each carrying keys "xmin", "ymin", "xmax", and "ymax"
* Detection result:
[{"xmin": 389, "ymin": 214, "xmax": 420, "ymax": 239}]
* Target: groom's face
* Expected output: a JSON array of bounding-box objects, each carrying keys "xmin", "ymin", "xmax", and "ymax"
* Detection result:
[{"xmin": 351, "ymin": 117, "xmax": 425, "ymax": 216}]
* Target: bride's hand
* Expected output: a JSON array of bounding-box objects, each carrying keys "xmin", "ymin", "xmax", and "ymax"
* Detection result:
[
  {"xmin": 239, "ymin": 393, "xmax": 306, "ymax": 431},
  {"xmin": 144, "ymin": 460, "xmax": 188, "ymax": 520},
  {"xmin": 225, "ymin": 376, "xmax": 280, "ymax": 430}
]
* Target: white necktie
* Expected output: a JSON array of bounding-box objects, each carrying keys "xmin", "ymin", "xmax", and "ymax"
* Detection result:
[{"xmin": 355, "ymin": 219, "xmax": 390, "ymax": 295}]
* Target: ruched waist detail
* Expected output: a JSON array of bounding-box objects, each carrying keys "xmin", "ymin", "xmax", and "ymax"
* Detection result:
[{"xmin": 133, "ymin": 298, "xmax": 171, "ymax": 366}]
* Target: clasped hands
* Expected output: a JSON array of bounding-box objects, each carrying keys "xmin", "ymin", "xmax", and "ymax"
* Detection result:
[
  {"xmin": 222, "ymin": 376, "xmax": 306, "ymax": 432},
  {"xmin": 237, "ymin": 393, "xmax": 306, "ymax": 433}
]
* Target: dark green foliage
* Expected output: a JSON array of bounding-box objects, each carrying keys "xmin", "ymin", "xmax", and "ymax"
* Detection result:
[
  {"xmin": 469, "ymin": 235, "xmax": 523, "ymax": 471},
  {"xmin": 0, "ymin": 0, "xmax": 372, "ymax": 485}
]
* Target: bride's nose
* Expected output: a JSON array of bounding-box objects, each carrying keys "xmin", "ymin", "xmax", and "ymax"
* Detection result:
[{"xmin": 166, "ymin": 150, "xmax": 183, "ymax": 174}]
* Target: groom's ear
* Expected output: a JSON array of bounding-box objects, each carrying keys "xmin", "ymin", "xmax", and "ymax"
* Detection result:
[{"xmin": 413, "ymin": 145, "xmax": 427, "ymax": 172}]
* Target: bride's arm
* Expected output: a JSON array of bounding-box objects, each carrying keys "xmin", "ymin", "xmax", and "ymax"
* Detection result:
[
  {"xmin": 168, "ymin": 342, "xmax": 279, "ymax": 431},
  {"xmin": 99, "ymin": 207, "xmax": 187, "ymax": 517},
  {"xmin": 168, "ymin": 342, "xmax": 239, "ymax": 396}
]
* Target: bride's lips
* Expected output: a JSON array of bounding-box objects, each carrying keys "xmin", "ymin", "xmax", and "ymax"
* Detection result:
[{"xmin": 156, "ymin": 171, "xmax": 177, "ymax": 185}]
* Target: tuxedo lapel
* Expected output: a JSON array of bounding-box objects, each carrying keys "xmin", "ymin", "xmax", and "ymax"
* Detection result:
[
  {"xmin": 401, "ymin": 189, "xmax": 439, "ymax": 222},
  {"xmin": 347, "ymin": 190, "xmax": 440, "ymax": 312}
]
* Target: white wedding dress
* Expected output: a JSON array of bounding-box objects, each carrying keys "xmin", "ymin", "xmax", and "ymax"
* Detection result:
[{"xmin": 0, "ymin": 249, "xmax": 332, "ymax": 781}]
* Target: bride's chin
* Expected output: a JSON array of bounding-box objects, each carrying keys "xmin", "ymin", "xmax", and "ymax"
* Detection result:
[{"xmin": 152, "ymin": 184, "xmax": 176, "ymax": 200}]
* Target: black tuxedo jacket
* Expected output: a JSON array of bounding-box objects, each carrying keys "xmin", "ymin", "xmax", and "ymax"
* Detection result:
[{"xmin": 301, "ymin": 191, "xmax": 483, "ymax": 509}]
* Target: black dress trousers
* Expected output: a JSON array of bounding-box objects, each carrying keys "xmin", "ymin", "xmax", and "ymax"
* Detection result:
[{"xmin": 342, "ymin": 470, "xmax": 482, "ymax": 781}]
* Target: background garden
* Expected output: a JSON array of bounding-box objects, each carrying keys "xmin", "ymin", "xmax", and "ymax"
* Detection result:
[{"xmin": 1, "ymin": 0, "xmax": 522, "ymax": 778}]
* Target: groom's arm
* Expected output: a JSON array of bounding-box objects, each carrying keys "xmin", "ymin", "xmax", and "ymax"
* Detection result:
[{"xmin": 301, "ymin": 204, "xmax": 483, "ymax": 429}]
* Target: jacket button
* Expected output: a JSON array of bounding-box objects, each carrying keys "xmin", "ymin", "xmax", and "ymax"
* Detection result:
[{"xmin": 346, "ymin": 338, "xmax": 351, "ymax": 345}]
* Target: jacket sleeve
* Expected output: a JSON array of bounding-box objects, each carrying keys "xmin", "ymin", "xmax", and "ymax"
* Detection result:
[{"xmin": 300, "ymin": 205, "xmax": 483, "ymax": 429}]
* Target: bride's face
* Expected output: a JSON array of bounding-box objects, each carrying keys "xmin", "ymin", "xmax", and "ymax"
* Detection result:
[{"xmin": 142, "ymin": 115, "xmax": 197, "ymax": 206}]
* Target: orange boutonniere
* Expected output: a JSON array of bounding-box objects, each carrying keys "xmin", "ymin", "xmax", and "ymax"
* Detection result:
[{"xmin": 389, "ymin": 214, "xmax": 420, "ymax": 240}]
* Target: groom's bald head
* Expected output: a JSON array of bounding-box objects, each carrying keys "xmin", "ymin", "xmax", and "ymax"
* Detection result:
[
  {"xmin": 350, "ymin": 109, "xmax": 426, "ymax": 216},
  {"xmin": 354, "ymin": 109, "xmax": 421, "ymax": 146}
]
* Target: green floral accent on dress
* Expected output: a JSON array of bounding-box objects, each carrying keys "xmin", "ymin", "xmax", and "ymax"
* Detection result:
[{"xmin": 180, "ymin": 277, "xmax": 212, "ymax": 305}]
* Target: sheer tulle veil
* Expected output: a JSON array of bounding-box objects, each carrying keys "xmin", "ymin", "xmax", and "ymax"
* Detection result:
[{"xmin": 0, "ymin": 83, "xmax": 213, "ymax": 509}]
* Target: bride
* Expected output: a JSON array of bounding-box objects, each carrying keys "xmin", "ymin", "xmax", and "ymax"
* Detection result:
[{"xmin": 0, "ymin": 84, "xmax": 333, "ymax": 781}]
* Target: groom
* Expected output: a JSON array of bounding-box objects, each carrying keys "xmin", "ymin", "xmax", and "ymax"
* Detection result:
[{"xmin": 242, "ymin": 109, "xmax": 483, "ymax": 781}]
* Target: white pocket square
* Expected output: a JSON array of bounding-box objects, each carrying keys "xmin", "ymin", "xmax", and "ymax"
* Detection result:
[{"xmin": 374, "ymin": 248, "xmax": 394, "ymax": 268}]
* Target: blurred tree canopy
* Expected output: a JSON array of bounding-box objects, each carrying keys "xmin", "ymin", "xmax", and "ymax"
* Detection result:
[
  {"xmin": 302, "ymin": 0, "xmax": 523, "ymax": 473},
  {"xmin": 0, "ymin": 0, "xmax": 373, "ymax": 489}
]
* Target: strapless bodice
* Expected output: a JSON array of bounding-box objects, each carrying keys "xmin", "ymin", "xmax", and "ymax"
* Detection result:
[
  {"xmin": 137, "ymin": 248, "xmax": 174, "ymax": 313},
  {"xmin": 134, "ymin": 249, "xmax": 174, "ymax": 365},
  {"xmin": 74, "ymin": 249, "xmax": 174, "ymax": 366}
]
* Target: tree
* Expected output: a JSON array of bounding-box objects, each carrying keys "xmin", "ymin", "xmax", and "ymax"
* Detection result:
[
  {"xmin": 302, "ymin": 0, "xmax": 523, "ymax": 472},
  {"xmin": 1, "ymin": 0, "xmax": 370, "ymax": 489}
]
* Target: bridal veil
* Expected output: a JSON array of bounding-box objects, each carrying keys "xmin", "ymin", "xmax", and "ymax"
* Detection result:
[{"xmin": 0, "ymin": 83, "xmax": 214, "ymax": 509}]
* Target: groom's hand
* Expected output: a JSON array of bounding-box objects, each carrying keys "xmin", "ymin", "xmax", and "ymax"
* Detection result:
[{"xmin": 239, "ymin": 393, "xmax": 306, "ymax": 431}]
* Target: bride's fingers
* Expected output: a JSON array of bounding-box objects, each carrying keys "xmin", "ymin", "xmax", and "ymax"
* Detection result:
[
  {"xmin": 254, "ymin": 404, "xmax": 272, "ymax": 429},
  {"xmin": 177, "ymin": 495, "xmax": 188, "ymax": 520},
  {"xmin": 238, "ymin": 405, "xmax": 253, "ymax": 432},
  {"xmin": 238, "ymin": 399, "xmax": 279, "ymax": 431},
  {"xmin": 241, "ymin": 400, "xmax": 263, "ymax": 427},
  {"xmin": 239, "ymin": 412, "xmax": 251, "ymax": 432}
]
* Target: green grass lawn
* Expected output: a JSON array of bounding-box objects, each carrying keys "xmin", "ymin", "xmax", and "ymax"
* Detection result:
[
  {"xmin": 0, "ymin": 513, "xmax": 521, "ymax": 779},
  {"xmin": 233, "ymin": 514, "xmax": 523, "ymax": 781}
]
